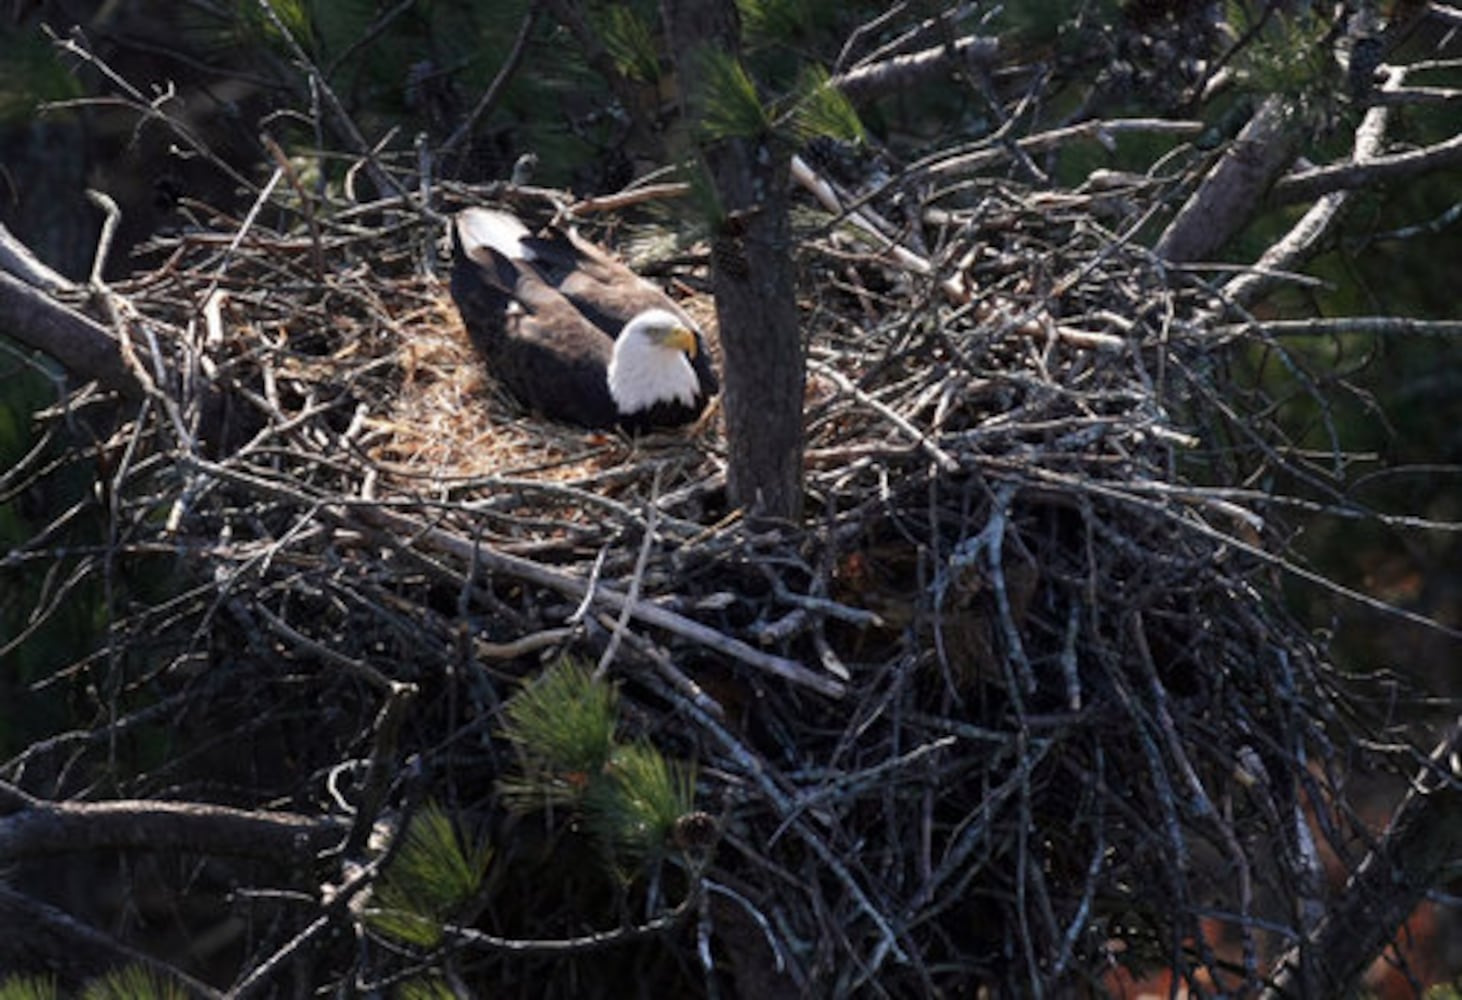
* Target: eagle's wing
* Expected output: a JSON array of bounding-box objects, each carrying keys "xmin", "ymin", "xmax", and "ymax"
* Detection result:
[
  {"xmin": 518, "ymin": 223, "xmax": 720, "ymax": 399},
  {"xmin": 450, "ymin": 210, "xmax": 620, "ymax": 428},
  {"xmin": 515, "ymin": 228, "xmax": 684, "ymax": 328}
]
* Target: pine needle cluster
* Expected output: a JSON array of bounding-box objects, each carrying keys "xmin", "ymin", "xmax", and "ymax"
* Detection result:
[
  {"xmin": 367, "ymin": 803, "xmax": 493, "ymax": 948},
  {"xmin": 0, "ymin": 966, "xmax": 191, "ymax": 1000},
  {"xmin": 499, "ymin": 659, "xmax": 696, "ymax": 871},
  {"xmin": 1227, "ymin": 3, "xmax": 1334, "ymax": 106},
  {"xmin": 80, "ymin": 968, "xmax": 190, "ymax": 1000}
]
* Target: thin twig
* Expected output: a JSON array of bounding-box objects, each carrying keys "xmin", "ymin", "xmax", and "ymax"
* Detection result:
[{"xmin": 438, "ymin": 4, "xmax": 542, "ymax": 162}]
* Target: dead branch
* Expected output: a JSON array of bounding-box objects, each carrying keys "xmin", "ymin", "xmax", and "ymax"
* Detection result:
[
  {"xmin": 1215, "ymin": 317, "xmax": 1462, "ymax": 339},
  {"xmin": 1264, "ymin": 718, "xmax": 1462, "ymax": 998},
  {"xmin": 920, "ymin": 117, "xmax": 1203, "ymax": 179},
  {"xmin": 1270, "ymin": 129, "xmax": 1462, "ymax": 204},
  {"xmin": 1223, "ymin": 70, "xmax": 1395, "ymax": 308},
  {"xmin": 0, "ymin": 785, "xmax": 348, "ymax": 863},
  {"xmin": 357, "ymin": 505, "xmax": 848, "ymax": 698},
  {"xmin": 0, "ymin": 222, "xmax": 76, "ymax": 292},
  {"xmin": 1155, "ymin": 95, "xmax": 1303, "ymax": 263},
  {"xmin": 831, "ymin": 34, "xmax": 1000, "ymax": 106},
  {"xmin": 0, "ymin": 269, "xmax": 143, "ymax": 397},
  {"xmin": 0, "ymin": 881, "xmax": 223, "ymax": 995},
  {"xmin": 439, "ymin": 890, "xmax": 697, "ymax": 956}
]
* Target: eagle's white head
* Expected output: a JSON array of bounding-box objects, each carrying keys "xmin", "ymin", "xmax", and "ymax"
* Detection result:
[{"xmin": 607, "ymin": 309, "xmax": 703, "ymax": 415}]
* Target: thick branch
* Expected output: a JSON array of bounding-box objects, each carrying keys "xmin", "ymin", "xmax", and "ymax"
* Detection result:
[
  {"xmin": 1155, "ymin": 96, "xmax": 1303, "ymax": 264},
  {"xmin": 1223, "ymin": 83, "xmax": 1391, "ymax": 308},
  {"xmin": 0, "ymin": 788, "xmax": 347, "ymax": 863},
  {"xmin": 0, "ymin": 222, "xmax": 76, "ymax": 292},
  {"xmin": 660, "ymin": 0, "xmax": 806, "ymax": 524},
  {"xmin": 831, "ymin": 35, "xmax": 1000, "ymax": 106},
  {"xmin": 0, "ymin": 881, "xmax": 223, "ymax": 995},
  {"xmin": 1269, "ymin": 129, "xmax": 1462, "ymax": 204},
  {"xmin": 0, "ymin": 268, "xmax": 142, "ymax": 397},
  {"xmin": 1264, "ymin": 718, "xmax": 1462, "ymax": 998}
]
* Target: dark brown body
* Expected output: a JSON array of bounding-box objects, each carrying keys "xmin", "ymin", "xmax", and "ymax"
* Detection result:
[{"xmin": 449, "ymin": 208, "xmax": 718, "ymax": 431}]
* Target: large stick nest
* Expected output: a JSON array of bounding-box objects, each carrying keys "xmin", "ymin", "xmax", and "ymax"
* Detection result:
[{"xmin": 8, "ymin": 169, "xmax": 1369, "ymax": 995}]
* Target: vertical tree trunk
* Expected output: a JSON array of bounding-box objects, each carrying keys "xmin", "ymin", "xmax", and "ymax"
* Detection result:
[{"xmin": 659, "ymin": 0, "xmax": 805, "ymax": 524}]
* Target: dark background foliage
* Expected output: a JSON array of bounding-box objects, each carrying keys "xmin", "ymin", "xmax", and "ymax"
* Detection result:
[{"xmin": 1, "ymin": 0, "xmax": 1458, "ymax": 994}]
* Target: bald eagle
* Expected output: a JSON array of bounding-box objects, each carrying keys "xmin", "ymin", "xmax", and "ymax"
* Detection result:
[{"xmin": 450, "ymin": 207, "xmax": 718, "ymax": 431}]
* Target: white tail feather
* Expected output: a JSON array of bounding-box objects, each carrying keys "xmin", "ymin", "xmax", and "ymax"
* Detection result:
[{"xmin": 457, "ymin": 207, "xmax": 535, "ymax": 261}]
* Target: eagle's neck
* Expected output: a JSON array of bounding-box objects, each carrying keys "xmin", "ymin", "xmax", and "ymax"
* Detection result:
[{"xmin": 607, "ymin": 329, "xmax": 700, "ymax": 415}]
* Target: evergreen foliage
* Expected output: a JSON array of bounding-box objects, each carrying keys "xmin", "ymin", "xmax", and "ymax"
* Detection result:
[
  {"xmin": 584, "ymin": 740, "xmax": 697, "ymax": 867},
  {"xmin": 699, "ymin": 51, "xmax": 772, "ymax": 141},
  {"xmin": 237, "ymin": 0, "xmax": 314, "ymax": 55},
  {"xmin": 0, "ymin": 32, "xmax": 81, "ymax": 122},
  {"xmin": 499, "ymin": 659, "xmax": 697, "ymax": 871},
  {"xmin": 788, "ymin": 66, "xmax": 863, "ymax": 144},
  {"xmin": 79, "ymin": 966, "xmax": 187, "ymax": 1000},
  {"xmin": 735, "ymin": 0, "xmax": 810, "ymax": 43},
  {"xmin": 597, "ymin": 4, "xmax": 662, "ymax": 84},
  {"xmin": 499, "ymin": 657, "xmax": 619, "ymax": 808},
  {"xmin": 367, "ymin": 802, "xmax": 493, "ymax": 948},
  {"xmin": 1228, "ymin": 5, "xmax": 1334, "ymax": 105},
  {"xmin": 0, "ymin": 976, "xmax": 57, "ymax": 1000},
  {"xmin": 395, "ymin": 979, "xmax": 457, "ymax": 1000}
]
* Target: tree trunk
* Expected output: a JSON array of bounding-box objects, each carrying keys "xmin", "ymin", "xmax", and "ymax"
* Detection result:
[
  {"xmin": 659, "ymin": 0, "xmax": 805, "ymax": 524},
  {"xmin": 1154, "ymin": 96, "xmax": 1302, "ymax": 265}
]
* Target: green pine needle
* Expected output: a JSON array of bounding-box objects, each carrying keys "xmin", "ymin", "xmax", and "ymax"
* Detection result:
[
  {"xmin": 501, "ymin": 658, "xmax": 619, "ymax": 782},
  {"xmin": 0, "ymin": 33, "xmax": 83, "ymax": 123},
  {"xmin": 701, "ymin": 51, "xmax": 770, "ymax": 140},
  {"xmin": 80, "ymin": 966, "xmax": 188, "ymax": 1000},
  {"xmin": 238, "ymin": 0, "xmax": 315, "ymax": 54},
  {"xmin": 736, "ymin": 0, "xmax": 808, "ymax": 42},
  {"xmin": 599, "ymin": 6, "xmax": 660, "ymax": 84},
  {"xmin": 392, "ymin": 804, "xmax": 494, "ymax": 910},
  {"xmin": 789, "ymin": 66, "xmax": 864, "ymax": 144},
  {"xmin": 496, "ymin": 660, "xmax": 700, "ymax": 873},
  {"xmin": 366, "ymin": 906, "xmax": 444, "ymax": 949},
  {"xmin": 310, "ymin": 0, "xmax": 378, "ymax": 62},
  {"xmin": 367, "ymin": 802, "xmax": 492, "ymax": 948},
  {"xmin": 397, "ymin": 980, "xmax": 457, "ymax": 1000},
  {"xmin": 584, "ymin": 742, "xmax": 696, "ymax": 863},
  {"xmin": 0, "ymin": 976, "xmax": 57, "ymax": 1000},
  {"xmin": 1224, "ymin": 5, "xmax": 1330, "ymax": 101}
]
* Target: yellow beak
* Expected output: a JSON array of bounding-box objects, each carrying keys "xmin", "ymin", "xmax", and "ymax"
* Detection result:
[{"xmin": 660, "ymin": 326, "xmax": 698, "ymax": 357}]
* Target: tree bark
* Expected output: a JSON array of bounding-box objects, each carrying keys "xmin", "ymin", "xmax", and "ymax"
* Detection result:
[
  {"xmin": 1263, "ymin": 717, "xmax": 1462, "ymax": 998},
  {"xmin": 0, "ymin": 881, "xmax": 223, "ymax": 995},
  {"xmin": 0, "ymin": 790, "xmax": 348, "ymax": 863},
  {"xmin": 1154, "ymin": 96, "xmax": 1303, "ymax": 265},
  {"xmin": 659, "ymin": 0, "xmax": 805, "ymax": 524},
  {"xmin": 831, "ymin": 35, "xmax": 1000, "ymax": 106},
  {"xmin": 0, "ymin": 267, "xmax": 143, "ymax": 398}
]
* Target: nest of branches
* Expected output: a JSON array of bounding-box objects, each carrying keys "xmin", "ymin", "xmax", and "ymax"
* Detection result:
[{"xmin": 5, "ymin": 167, "xmax": 1374, "ymax": 997}]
